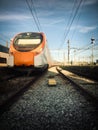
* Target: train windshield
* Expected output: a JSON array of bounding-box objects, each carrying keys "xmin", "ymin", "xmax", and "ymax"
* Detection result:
[{"xmin": 13, "ymin": 33, "xmax": 43, "ymax": 51}]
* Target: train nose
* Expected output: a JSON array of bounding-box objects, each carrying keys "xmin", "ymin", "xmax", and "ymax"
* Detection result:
[{"xmin": 14, "ymin": 52, "xmax": 34, "ymax": 66}]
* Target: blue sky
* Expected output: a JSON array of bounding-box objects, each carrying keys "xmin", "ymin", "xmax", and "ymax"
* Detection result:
[{"xmin": 0, "ymin": 0, "xmax": 98, "ymax": 62}]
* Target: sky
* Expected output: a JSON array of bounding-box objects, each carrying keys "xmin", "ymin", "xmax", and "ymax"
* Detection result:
[{"xmin": 0, "ymin": 0, "xmax": 98, "ymax": 62}]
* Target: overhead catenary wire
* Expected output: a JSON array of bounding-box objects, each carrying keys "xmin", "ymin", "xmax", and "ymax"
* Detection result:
[
  {"xmin": 61, "ymin": 0, "xmax": 77, "ymax": 47},
  {"xmin": 0, "ymin": 36, "xmax": 7, "ymax": 43},
  {"xmin": 25, "ymin": 0, "xmax": 41, "ymax": 32},
  {"xmin": 71, "ymin": 0, "xmax": 85, "ymax": 41},
  {"xmin": 59, "ymin": 0, "xmax": 84, "ymax": 49},
  {"xmin": 0, "ymin": 34, "xmax": 10, "ymax": 47},
  {"xmin": 72, "ymin": 42, "xmax": 98, "ymax": 55},
  {"xmin": 64, "ymin": 0, "xmax": 83, "ymax": 44},
  {"xmin": 0, "ymin": 34, "xmax": 10, "ymax": 42},
  {"xmin": 30, "ymin": 0, "xmax": 42, "ymax": 31}
]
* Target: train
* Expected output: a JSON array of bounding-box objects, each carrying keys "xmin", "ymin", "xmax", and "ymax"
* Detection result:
[
  {"xmin": 0, "ymin": 44, "xmax": 9, "ymax": 66},
  {"xmin": 7, "ymin": 32, "xmax": 51, "ymax": 70}
]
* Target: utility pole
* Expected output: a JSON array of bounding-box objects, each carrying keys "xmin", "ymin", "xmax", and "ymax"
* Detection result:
[
  {"xmin": 91, "ymin": 38, "xmax": 95, "ymax": 65},
  {"xmin": 6, "ymin": 41, "xmax": 8, "ymax": 47},
  {"xmin": 63, "ymin": 51, "xmax": 65, "ymax": 65},
  {"xmin": 74, "ymin": 49, "xmax": 76, "ymax": 64},
  {"xmin": 67, "ymin": 40, "xmax": 70, "ymax": 64}
]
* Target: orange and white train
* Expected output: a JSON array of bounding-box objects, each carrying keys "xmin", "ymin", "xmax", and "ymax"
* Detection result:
[
  {"xmin": 0, "ymin": 44, "xmax": 9, "ymax": 66},
  {"xmin": 7, "ymin": 32, "xmax": 51, "ymax": 69}
]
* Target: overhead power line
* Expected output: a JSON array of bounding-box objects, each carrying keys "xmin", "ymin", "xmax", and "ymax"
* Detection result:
[
  {"xmin": 0, "ymin": 34, "xmax": 10, "ymax": 42},
  {"xmin": 72, "ymin": 43, "xmax": 98, "ymax": 55},
  {"xmin": 26, "ymin": 0, "xmax": 41, "ymax": 32},
  {"xmin": 0, "ymin": 36, "xmax": 6, "ymax": 43},
  {"xmin": 59, "ymin": 0, "xmax": 84, "ymax": 49},
  {"xmin": 71, "ymin": 0, "xmax": 85, "ymax": 41},
  {"xmin": 30, "ymin": 0, "xmax": 42, "ymax": 31},
  {"xmin": 61, "ymin": 0, "xmax": 77, "ymax": 46},
  {"xmin": 0, "ymin": 35, "xmax": 10, "ymax": 44}
]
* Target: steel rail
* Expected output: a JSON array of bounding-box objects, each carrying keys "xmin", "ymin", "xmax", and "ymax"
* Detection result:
[
  {"xmin": 56, "ymin": 67, "xmax": 98, "ymax": 107},
  {"xmin": 0, "ymin": 68, "xmax": 47, "ymax": 116}
]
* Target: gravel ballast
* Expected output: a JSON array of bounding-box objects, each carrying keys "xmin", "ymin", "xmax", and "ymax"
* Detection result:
[{"xmin": 0, "ymin": 67, "xmax": 97, "ymax": 130}]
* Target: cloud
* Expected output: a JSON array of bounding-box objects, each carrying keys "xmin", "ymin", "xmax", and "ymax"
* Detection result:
[
  {"xmin": 0, "ymin": 13, "xmax": 31, "ymax": 21},
  {"xmin": 78, "ymin": 25, "xmax": 97, "ymax": 33},
  {"xmin": 41, "ymin": 18, "xmax": 64, "ymax": 27},
  {"xmin": 72, "ymin": 25, "xmax": 97, "ymax": 33},
  {"xmin": 38, "ymin": 10, "xmax": 54, "ymax": 18},
  {"xmin": 47, "ymin": 19, "xmax": 64, "ymax": 25}
]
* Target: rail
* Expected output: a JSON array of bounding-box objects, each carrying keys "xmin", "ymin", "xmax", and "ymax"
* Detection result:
[{"xmin": 56, "ymin": 67, "xmax": 98, "ymax": 106}]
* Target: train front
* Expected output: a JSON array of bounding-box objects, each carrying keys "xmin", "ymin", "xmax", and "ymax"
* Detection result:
[{"xmin": 7, "ymin": 32, "xmax": 48, "ymax": 68}]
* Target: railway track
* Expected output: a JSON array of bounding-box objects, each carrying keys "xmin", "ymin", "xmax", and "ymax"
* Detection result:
[
  {"xmin": 0, "ymin": 68, "xmax": 47, "ymax": 115},
  {"xmin": 56, "ymin": 67, "xmax": 98, "ymax": 106},
  {"xmin": 0, "ymin": 67, "xmax": 97, "ymax": 130},
  {"xmin": 0, "ymin": 67, "xmax": 25, "ymax": 81}
]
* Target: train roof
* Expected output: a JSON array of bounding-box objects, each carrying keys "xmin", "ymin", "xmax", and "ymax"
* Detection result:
[{"xmin": 0, "ymin": 44, "xmax": 9, "ymax": 53}]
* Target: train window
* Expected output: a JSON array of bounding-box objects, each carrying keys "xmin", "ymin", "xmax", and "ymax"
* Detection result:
[
  {"xmin": 13, "ymin": 33, "xmax": 43, "ymax": 52},
  {"xmin": 18, "ymin": 39, "xmax": 41, "ymax": 45}
]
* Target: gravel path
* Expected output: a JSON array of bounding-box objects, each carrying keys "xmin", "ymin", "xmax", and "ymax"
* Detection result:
[{"xmin": 0, "ymin": 67, "xmax": 97, "ymax": 130}]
